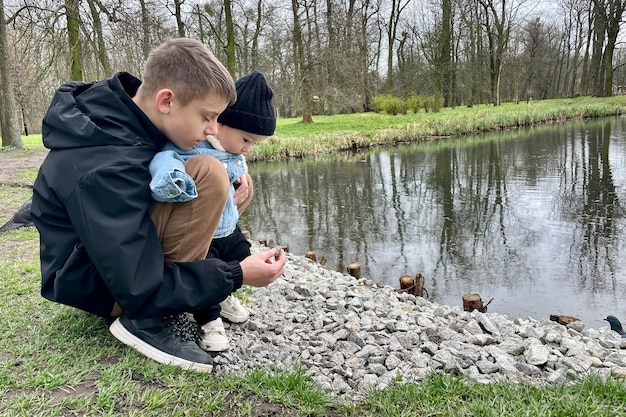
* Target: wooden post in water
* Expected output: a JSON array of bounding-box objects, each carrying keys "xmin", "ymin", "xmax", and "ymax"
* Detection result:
[
  {"xmin": 549, "ymin": 314, "xmax": 580, "ymax": 325},
  {"xmin": 399, "ymin": 273, "xmax": 425, "ymax": 297},
  {"xmin": 462, "ymin": 293, "xmax": 487, "ymax": 312},
  {"xmin": 347, "ymin": 262, "xmax": 362, "ymax": 278},
  {"xmin": 399, "ymin": 275, "xmax": 414, "ymax": 290},
  {"xmin": 305, "ymin": 251, "xmax": 317, "ymax": 262}
]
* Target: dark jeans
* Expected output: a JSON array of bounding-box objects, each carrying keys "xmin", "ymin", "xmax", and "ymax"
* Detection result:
[{"xmin": 192, "ymin": 225, "xmax": 251, "ymax": 325}]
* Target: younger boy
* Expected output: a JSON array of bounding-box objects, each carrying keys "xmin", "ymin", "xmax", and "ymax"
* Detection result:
[{"xmin": 149, "ymin": 70, "xmax": 276, "ymax": 352}]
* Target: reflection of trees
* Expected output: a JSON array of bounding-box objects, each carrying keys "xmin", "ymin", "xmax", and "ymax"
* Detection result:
[
  {"xmin": 431, "ymin": 146, "xmax": 459, "ymax": 286},
  {"xmin": 428, "ymin": 139, "xmax": 515, "ymax": 297},
  {"xmin": 562, "ymin": 120, "xmax": 621, "ymax": 291},
  {"xmin": 242, "ymin": 154, "xmax": 383, "ymax": 276}
]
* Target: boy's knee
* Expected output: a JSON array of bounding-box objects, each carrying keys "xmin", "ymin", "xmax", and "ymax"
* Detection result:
[{"xmin": 185, "ymin": 155, "xmax": 227, "ymax": 181}]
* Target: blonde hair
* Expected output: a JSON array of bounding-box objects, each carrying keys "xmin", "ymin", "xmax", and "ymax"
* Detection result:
[{"xmin": 140, "ymin": 38, "xmax": 236, "ymax": 106}]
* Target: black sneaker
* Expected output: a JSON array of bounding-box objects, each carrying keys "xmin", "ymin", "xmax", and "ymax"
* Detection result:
[{"xmin": 109, "ymin": 313, "xmax": 213, "ymax": 372}]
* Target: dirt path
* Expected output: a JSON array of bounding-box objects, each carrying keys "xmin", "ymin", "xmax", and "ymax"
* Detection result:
[
  {"xmin": 0, "ymin": 148, "xmax": 48, "ymax": 186},
  {"xmin": 0, "ymin": 149, "xmax": 47, "ymax": 259}
]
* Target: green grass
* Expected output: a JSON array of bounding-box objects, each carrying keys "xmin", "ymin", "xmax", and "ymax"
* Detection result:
[{"xmin": 3, "ymin": 96, "xmax": 626, "ymax": 415}]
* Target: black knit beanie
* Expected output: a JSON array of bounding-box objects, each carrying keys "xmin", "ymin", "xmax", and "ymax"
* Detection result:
[{"xmin": 218, "ymin": 70, "xmax": 276, "ymax": 136}]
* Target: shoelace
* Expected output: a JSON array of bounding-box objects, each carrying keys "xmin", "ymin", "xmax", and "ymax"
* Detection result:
[{"xmin": 162, "ymin": 314, "xmax": 198, "ymax": 342}]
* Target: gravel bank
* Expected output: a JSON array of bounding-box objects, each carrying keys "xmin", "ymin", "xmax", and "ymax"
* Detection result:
[{"xmin": 213, "ymin": 245, "xmax": 626, "ymax": 401}]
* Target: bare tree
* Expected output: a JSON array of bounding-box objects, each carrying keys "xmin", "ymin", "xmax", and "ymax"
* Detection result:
[
  {"xmin": 476, "ymin": 0, "xmax": 509, "ymax": 105},
  {"xmin": 224, "ymin": 0, "xmax": 235, "ymax": 76},
  {"xmin": 247, "ymin": 0, "xmax": 264, "ymax": 69},
  {"xmin": 0, "ymin": 0, "xmax": 22, "ymax": 148},
  {"xmin": 435, "ymin": 0, "xmax": 455, "ymax": 106},
  {"xmin": 173, "ymin": 0, "xmax": 186, "ymax": 37},
  {"xmin": 291, "ymin": 0, "xmax": 313, "ymax": 123},
  {"xmin": 86, "ymin": 0, "xmax": 112, "ymax": 76},
  {"xmin": 385, "ymin": 0, "xmax": 410, "ymax": 91},
  {"xmin": 559, "ymin": 0, "xmax": 589, "ymax": 97},
  {"xmin": 594, "ymin": 0, "xmax": 626, "ymax": 96},
  {"xmin": 519, "ymin": 18, "xmax": 550, "ymax": 100},
  {"xmin": 139, "ymin": 0, "xmax": 151, "ymax": 59},
  {"xmin": 455, "ymin": 0, "xmax": 486, "ymax": 105},
  {"xmin": 65, "ymin": 0, "xmax": 84, "ymax": 81}
]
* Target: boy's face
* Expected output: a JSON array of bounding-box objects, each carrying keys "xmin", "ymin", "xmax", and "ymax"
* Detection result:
[
  {"xmin": 161, "ymin": 92, "xmax": 230, "ymax": 150},
  {"xmin": 216, "ymin": 124, "xmax": 269, "ymax": 155}
]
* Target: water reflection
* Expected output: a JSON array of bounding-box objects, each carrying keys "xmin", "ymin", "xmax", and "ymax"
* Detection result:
[{"xmin": 241, "ymin": 117, "xmax": 626, "ymax": 328}]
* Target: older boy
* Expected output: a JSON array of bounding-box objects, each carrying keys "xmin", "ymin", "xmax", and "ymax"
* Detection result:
[{"xmin": 31, "ymin": 38, "xmax": 285, "ymax": 373}]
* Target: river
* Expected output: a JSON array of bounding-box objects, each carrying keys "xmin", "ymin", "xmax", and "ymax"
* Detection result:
[{"xmin": 241, "ymin": 116, "xmax": 626, "ymax": 329}]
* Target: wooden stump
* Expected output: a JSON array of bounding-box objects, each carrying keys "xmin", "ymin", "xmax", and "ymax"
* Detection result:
[
  {"xmin": 414, "ymin": 273, "xmax": 425, "ymax": 297},
  {"xmin": 549, "ymin": 314, "xmax": 580, "ymax": 325},
  {"xmin": 462, "ymin": 293, "xmax": 487, "ymax": 312},
  {"xmin": 258, "ymin": 238, "xmax": 267, "ymax": 246},
  {"xmin": 347, "ymin": 262, "xmax": 362, "ymax": 278},
  {"xmin": 319, "ymin": 256, "xmax": 327, "ymax": 266},
  {"xmin": 280, "ymin": 244, "xmax": 289, "ymax": 253},
  {"xmin": 399, "ymin": 275, "xmax": 414, "ymax": 290},
  {"xmin": 398, "ymin": 273, "xmax": 426, "ymax": 297},
  {"xmin": 305, "ymin": 251, "xmax": 317, "ymax": 262}
]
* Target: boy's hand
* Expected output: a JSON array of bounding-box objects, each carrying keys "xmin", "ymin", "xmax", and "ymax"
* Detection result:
[{"xmin": 240, "ymin": 248, "xmax": 285, "ymax": 287}]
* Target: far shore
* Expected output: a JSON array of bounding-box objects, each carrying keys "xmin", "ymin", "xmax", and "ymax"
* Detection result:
[
  {"xmin": 12, "ymin": 96, "xmax": 626, "ymax": 163},
  {"xmin": 249, "ymin": 95, "xmax": 626, "ymax": 161}
]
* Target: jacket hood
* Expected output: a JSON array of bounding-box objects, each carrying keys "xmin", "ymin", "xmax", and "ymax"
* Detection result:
[{"xmin": 42, "ymin": 72, "xmax": 168, "ymax": 151}]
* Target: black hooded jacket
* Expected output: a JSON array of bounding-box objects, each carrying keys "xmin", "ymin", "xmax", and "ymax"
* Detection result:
[{"xmin": 31, "ymin": 72, "xmax": 243, "ymax": 319}]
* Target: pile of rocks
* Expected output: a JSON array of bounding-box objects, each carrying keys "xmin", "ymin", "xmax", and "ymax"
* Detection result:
[{"xmin": 213, "ymin": 247, "xmax": 626, "ymax": 400}]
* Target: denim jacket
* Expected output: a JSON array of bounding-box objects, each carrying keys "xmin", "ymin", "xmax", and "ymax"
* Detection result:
[{"xmin": 149, "ymin": 140, "xmax": 246, "ymax": 238}]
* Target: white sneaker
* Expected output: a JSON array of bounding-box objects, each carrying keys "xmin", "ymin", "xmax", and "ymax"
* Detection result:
[
  {"xmin": 219, "ymin": 295, "xmax": 250, "ymax": 323},
  {"xmin": 197, "ymin": 317, "xmax": 229, "ymax": 352}
]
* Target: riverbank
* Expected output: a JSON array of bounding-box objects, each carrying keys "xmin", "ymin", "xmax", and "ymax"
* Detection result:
[
  {"xmin": 221, "ymin": 242, "xmax": 626, "ymax": 403},
  {"xmin": 249, "ymin": 96, "xmax": 626, "ymax": 161}
]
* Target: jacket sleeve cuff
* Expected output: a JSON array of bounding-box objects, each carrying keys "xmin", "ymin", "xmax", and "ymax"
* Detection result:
[{"xmin": 228, "ymin": 261, "xmax": 244, "ymax": 291}]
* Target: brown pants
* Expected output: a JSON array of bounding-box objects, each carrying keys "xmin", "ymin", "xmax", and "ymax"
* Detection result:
[
  {"xmin": 150, "ymin": 154, "xmax": 254, "ymax": 262},
  {"xmin": 109, "ymin": 155, "xmax": 252, "ymax": 316}
]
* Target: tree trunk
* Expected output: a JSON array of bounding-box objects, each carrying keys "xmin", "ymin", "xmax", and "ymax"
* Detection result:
[
  {"xmin": 87, "ymin": 0, "xmax": 111, "ymax": 76},
  {"xmin": 65, "ymin": 0, "xmax": 84, "ymax": 81},
  {"xmin": 251, "ymin": 0, "xmax": 263, "ymax": 69},
  {"xmin": 601, "ymin": 0, "xmax": 626, "ymax": 96},
  {"xmin": 579, "ymin": 8, "xmax": 593, "ymax": 95},
  {"xmin": 0, "ymin": 0, "xmax": 23, "ymax": 148},
  {"xmin": 174, "ymin": 0, "xmax": 185, "ymax": 37},
  {"xmin": 325, "ymin": 0, "xmax": 335, "ymax": 114},
  {"xmin": 478, "ymin": 0, "xmax": 511, "ymax": 106},
  {"xmin": 385, "ymin": 0, "xmax": 410, "ymax": 92},
  {"xmin": 291, "ymin": 0, "xmax": 313, "ymax": 123},
  {"xmin": 440, "ymin": 0, "xmax": 453, "ymax": 107},
  {"xmin": 589, "ymin": 0, "xmax": 605, "ymax": 96},
  {"xmin": 224, "ymin": 0, "xmax": 235, "ymax": 77},
  {"xmin": 139, "ymin": 0, "xmax": 150, "ymax": 59}
]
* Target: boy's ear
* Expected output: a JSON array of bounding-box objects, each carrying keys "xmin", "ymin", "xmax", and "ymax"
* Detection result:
[{"xmin": 154, "ymin": 89, "xmax": 174, "ymax": 114}]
